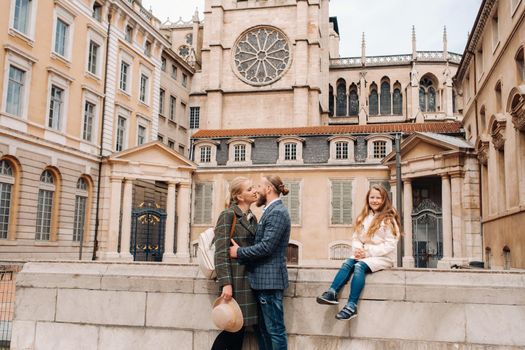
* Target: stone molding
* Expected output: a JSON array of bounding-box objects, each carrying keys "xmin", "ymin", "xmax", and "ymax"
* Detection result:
[
  {"xmin": 489, "ymin": 114, "xmax": 506, "ymax": 151},
  {"xmin": 508, "ymin": 87, "xmax": 525, "ymax": 132}
]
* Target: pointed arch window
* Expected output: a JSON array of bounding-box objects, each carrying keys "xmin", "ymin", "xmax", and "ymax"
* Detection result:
[
  {"xmin": 380, "ymin": 81, "xmax": 391, "ymax": 115},
  {"xmin": 428, "ymin": 87, "xmax": 436, "ymax": 112},
  {"xmin": 329, "ymin": 85, "xmax": 334, "ymax": 117},
  {"xmin": 349, "ymin": 85, "xmax": 359, "ymax": 116},
  {"xmin": 419, "ymin": 77, "xmax": 437, "ymax": 112},
  {"xmin": 336, "ymin": 80, "xmax": 347, "ymax": 116},
  {"xmin": 369, "ymin": 85, "xmax": 378, "ymax": 116},
  {"xmin": 0, "ymin": 160, "xmax": 14, "ymax": 239},
  {"xmin": 393, "ymin": 88, "xmax": 402, "ymax": 115}
]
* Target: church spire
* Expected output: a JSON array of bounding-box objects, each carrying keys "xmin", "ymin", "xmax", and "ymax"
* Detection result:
[
  {"xmin": 412, "ymin": 25, "xmax": 417, "ymax": 59},
  {"xmin": 361, "ymin": 32, "xmax": 366, "ymax": 65},
  {"xmin": 443, "ymin": 25, "xmax": 448, "ymax": 59},
  {"xmin": 192, "ymin": 7, "xmax": 200, "ymax": 22}
]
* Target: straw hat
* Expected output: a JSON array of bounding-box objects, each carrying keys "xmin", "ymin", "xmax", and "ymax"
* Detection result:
[{"xmin": 211, "ymin": 297, "xmax": 244, "ymax": 332}]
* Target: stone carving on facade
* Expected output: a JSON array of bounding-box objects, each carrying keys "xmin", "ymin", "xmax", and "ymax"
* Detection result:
[
  {"xmin": 443, "ymin": 64, "xmax": 453, "ymax": 86},
  {"xmin": 232, "ymin": 26, "xmax": 292, "ymax": 86},
  {"xmin": 410, "ymin": 63, "xmax": 419, "ymax": 87},
  {"xmin": 509, "ymin": 88, "xmax": 525, "ymax": 132},
  {"xmin": 476, "ymin": 138, "xmax": 489, "ymax": 165},
  {"xmin": 413, "ymin": 198, "xmax": 442, "ymax": 216},
  {"xmin": 489, "ymin": 115, "xmax": 506, "ymax": 151}
]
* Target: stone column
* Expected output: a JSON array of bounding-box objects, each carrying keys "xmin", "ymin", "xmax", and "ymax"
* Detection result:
[
  {"xmin": 438, "ymin": 174, "xmax": 453, "ymax": 268},
  {"xmin": 119, "ymin": 179, "xmax": 133, "ymax": 260},
  {"xmin": 403, "ymin": 179, "xmax": 415, "ymax": 267},
  {"xmin": 163, "ymin": 181, "xmax": 178, "ymax": 262},
  {"xmin": 104, "ymin": 177, "xmax": 122, "ymax": 260},
  {"xmin": 451, "ymin": 173, "xmax": 467, "ymax": 265},
  {"xmin": 175, "ymin": 182, "xmax": 191, "ymax": 260}
]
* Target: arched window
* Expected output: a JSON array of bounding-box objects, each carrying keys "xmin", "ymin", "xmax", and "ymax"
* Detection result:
[
  {"xmin": 503, "ymin": 245, "xmax": 511, "ymax": 270},
  {"xmin": 349, "ymin": 84, "xmax": 359, "ymax": 116},
  {"xmin": 36, "ymin": 170, "xmax": 56, "ymax": 241},
  {"xmin": 419, "ymin": 76, "xmax": 437, "ymax": 112},
  {"xmin": 0, "ymin": 160, "xmax": 14, "ymax": 239},
  {"xmin": 73, "ymin": 178, "xmax": 89, "ymax": 242},
  {"xmin": 515, "ymin": 47, "xmax": 524, "ymax": 83},
  {"xmin": 380, "ymin": 80, "xmax": 391, "ymax": 115},
  {"xmin": 336, "ymin": 80, "xmax": 347, "ymax": 116},
  {"xmin": 328, "ymin": 85, "xmax": 334, "ymax": 117},
  {"xmin": 330, "ymin": 243, "xmax": 352, "ymax": 260},
  {"xmin": 393, "ymin": 88, "xmax": 402, "ymax": 115},
  {"xmin": 369, "ymin": 84, "xmax": 378, "ymax": 116}
]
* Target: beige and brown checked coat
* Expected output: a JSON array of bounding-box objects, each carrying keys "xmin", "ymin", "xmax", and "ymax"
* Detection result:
[{"xmin": 214, "ymin": 204, "xmax": 258, "ymax": 327}]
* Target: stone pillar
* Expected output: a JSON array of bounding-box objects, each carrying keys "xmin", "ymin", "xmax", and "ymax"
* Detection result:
[
  {"xmin": 104, "ymin": 177, "xmax": 122, "ymax": 260},
  {"xmin": 163, "ymin": 181, "xmax": 178, "ymax": 262},
  {"xmin": 438, "ymin": 174, "xmax": 453, "ymax": 268},
  {"xmin": 175, "ymin": 182, "xmax": 191, "ymax": 260},
  {"xmin": 451, "ymin": 173, "xmax": 467, "ymax": 265},
  {"xmin": 119, "ymin": 179, "xmax": 133, "ymax": 260},
  {"xmin": 403, "ymin": 179, "xmax": 415, "ymax": 267}
]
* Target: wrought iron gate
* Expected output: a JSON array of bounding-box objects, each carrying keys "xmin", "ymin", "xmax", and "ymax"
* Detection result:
[
  {"xmin": 412, "ymin": 199, "xmax": 443, "ymax": 268},
  {"xmin": 131, "ymin": 206, "xmax": 166, "ymax": 262}
]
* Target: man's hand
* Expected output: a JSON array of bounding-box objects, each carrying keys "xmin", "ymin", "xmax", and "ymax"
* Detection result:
[
  {"xmin": 229, "ymin": 239, "xmax": 239, "ymax": 258},
  {"xmin": 221, "ymin": 284, "xmax": 233, "ymax": 301}
]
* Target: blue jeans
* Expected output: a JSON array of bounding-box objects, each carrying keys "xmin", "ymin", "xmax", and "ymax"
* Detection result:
[
  {"xmin": 254, "ymin": 290, "xmax": 287, "ymax": 350},
  {"xmin": 329, "ymin": 258, "xmax": 371, "ymax": 310}
]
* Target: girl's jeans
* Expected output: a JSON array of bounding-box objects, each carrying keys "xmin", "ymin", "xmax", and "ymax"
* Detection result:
[{"xmin": 329, "ymin": 258, "xmax": 371, "ymax": 309}]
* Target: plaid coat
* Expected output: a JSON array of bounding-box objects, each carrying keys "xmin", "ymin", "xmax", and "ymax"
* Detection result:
[
  {"xmin": 238, "ymin": 199, "xmax": 291, "ymax": 291},
  {"xmin": 214, "ymin": 204, "xmax": 258, "ymax": 326}
]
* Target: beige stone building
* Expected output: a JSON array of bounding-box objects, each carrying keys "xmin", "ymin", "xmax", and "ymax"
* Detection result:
[
  {"xmin": 0, "ymin": 0, "xmax": 194, "ymax": 261},
  {"xmin": 455, "ymin": 0, "xmax": 525, "ymax": 269}
]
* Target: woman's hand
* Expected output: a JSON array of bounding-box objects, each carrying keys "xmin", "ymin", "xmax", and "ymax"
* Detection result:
[
  {"xmin": 221, "ymin": 284, "xmax": 233, "ymax": 301},
  {"xmin": 354, "ymin": 248, "xmax": 366, "ymax": 259}
]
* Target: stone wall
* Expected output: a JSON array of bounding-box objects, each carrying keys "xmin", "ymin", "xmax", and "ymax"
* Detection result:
[{"xmin": 11, "ymin": 262, "xmax": 525, "ymax": 350}]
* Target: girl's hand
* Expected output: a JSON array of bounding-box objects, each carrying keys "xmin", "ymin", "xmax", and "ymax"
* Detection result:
[
  {"xmin": 221, "ymin": 284, "xmax": 233, "ymax": 301},
  {"xmin": 354, "ymin": 248, "xmax": 366, "ymax": 259}
]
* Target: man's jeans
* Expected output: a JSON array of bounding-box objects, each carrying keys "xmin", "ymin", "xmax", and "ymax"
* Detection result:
[
  {"xmin": 254, "ymin": 289, "xmax": 287, "ymax": 350},
  {"xmin": 330, "ymin": 258, "xmax": 371, "ymax": 309}
]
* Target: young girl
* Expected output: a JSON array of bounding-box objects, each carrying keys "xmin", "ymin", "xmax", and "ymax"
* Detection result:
[
  {"xmin": 316, "ymin": 185, "xmax": 400, "ymax": 320},
  {"xmin": 212, "ymin": 177, "xmax": 258, "ymax": 349}
]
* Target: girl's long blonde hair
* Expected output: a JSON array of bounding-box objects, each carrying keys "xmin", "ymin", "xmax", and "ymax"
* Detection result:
[{"xmin": 354, "ymin": 185, "xmax": 401, "ymax": 238}]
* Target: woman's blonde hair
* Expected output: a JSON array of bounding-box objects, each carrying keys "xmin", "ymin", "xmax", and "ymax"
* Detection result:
[
  {"xmin": 226, "ymin": 177, "xmax": 251, "ymax": 207},
  {"xmin": 354, "ymin": 185, "xmax": 401, "ymax": 238}
]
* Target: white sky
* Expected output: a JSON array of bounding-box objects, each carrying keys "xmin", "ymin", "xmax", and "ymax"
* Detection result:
[{"xmin": 142, "ymin": 0, "xmax": 481, "ymax": 57}]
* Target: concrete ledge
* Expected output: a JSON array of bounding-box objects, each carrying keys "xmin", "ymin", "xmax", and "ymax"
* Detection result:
[{"xmin": 11, "ymin": 261, "xmax": 525, "ymax": 350}]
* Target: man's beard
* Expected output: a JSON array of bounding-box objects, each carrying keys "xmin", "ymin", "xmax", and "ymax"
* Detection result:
[{"xmin": 256, "ymin": 192, "xmax": 267, "ymax": 207}]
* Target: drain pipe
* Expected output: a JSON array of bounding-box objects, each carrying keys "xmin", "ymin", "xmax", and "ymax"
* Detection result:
[
  {"xmin": 91, "ymin": 9, "xmax": 113, "ymax": 260},
  {"xmin": 395, "ymin": 133, "xmax": 403, "ymax": 267}
]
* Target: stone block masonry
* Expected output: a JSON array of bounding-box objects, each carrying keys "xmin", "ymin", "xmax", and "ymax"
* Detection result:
[{"xmin": 11, "ymin": 262, "xmax": 525, "ymax": 350}]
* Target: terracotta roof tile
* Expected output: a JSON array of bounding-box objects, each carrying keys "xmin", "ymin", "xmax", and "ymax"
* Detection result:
[{"xmin": 192, "ymin": 122, "xmax": 463, "ymax": 139}]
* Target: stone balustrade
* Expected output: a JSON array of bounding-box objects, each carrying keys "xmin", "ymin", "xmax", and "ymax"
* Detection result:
[
  {"xmin": 330, "ymin": 51, "xmax": 462, "ymax": 68},
  {"xmin": 10, "ymin": 262, "xmax": 525, "ymax": 349}
]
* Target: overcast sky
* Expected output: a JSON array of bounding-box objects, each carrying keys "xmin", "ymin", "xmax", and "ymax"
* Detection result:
[{"xmin": 142, "ymin": 0, "xmax": 481, "ymax": 57}]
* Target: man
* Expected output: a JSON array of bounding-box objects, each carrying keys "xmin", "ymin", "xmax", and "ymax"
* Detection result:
[{"xmin": 230, "ymin": 175, "xmax": 291, "ymax": 350}]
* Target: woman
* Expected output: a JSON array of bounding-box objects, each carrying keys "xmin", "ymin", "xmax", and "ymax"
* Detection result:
[
  {"xmin": 212, "ymin": 177, "xmax": 258, "ymax": 349},
  {"xmin": 316, "ymin": 185, "xmax": 401, "ymax": 320}
]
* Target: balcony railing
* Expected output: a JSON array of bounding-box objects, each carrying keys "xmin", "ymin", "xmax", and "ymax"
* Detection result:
[{"xmin": 331, "ymin": 51, "xmax": 462, "ymax": 68}]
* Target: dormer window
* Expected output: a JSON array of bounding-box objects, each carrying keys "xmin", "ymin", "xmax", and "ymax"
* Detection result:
[
  {"xmin": 366, "ymin": 135, "xmax": 393, "ymax": 162},
  {"xmin": 227, "ymin": 138, "xmax": 254, "ymax": 166},
  {"xmin": 195, "ymin": 140, "xmax": 219, "ymax": 167},
  {"xmin": 328, "ymin": 136, "xmax": 355, "ymax": 163},
  {"xmin": 277, "ymin": 136, "xmax": 304, "ymax": 164}
]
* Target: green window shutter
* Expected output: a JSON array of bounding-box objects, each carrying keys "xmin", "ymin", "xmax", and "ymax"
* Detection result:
[
  {"xmin": 331, "ymin": 180, "xmax": 352, "ymax": 225},
  {"xmin": 283, "ymin": 181, "xmax": 301, "ymax": 225},
  {"xmin": 194, "ymin": 183, "xmax": 213, "ymax": 224}
]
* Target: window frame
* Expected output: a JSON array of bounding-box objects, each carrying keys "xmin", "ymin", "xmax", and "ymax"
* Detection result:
[
  {"xmin": 0, "ymin": 159, "xmax": 16, "ymax": 240},
  {"xmin": 328, "ymin": 136, "xmax": 355, "ymax": 163},
  {"xmin": 115, "ymin": 108, "xmax": 130, "ymax": 152},
  {"xmin": 330, "ymin": 179, "xmax": 353, "ymax": 226},
  {"xmin": 51, "ymin": 6, "xmax": 75, "ymax": 61},
  {"xmin": 136, "ymin": 117, "xmax": 148, "ymax": 146},
  {"xmin": 226, "ymin": 138, "xmax": 254, "ymax": 166},
  {"xmin": 138, "ymin": 66, "xmax": 151, "ymax": 105},
  {"xmin": 195, "ymin": 140, "xmax": 219, "ymax": 166},
  {"xmin": 192, "ymin": 182, "xmax": 214, "ymax": 225},
  {"xmin": 366, "ymin": 135, "xmax": 393, "ymax": 162},
  {"xmin": 72, "ymin": 177, "xmax": 90, "ymax": 242},
  {"xmin": 281, "ymin": 180, "xmax": 302, "ymax": 226},
  {"xmin": 277, "ymin": 136, "xmax": 304, "ymax": 165},
  {"xmin": 85, "ymin": 30, "xmax": 104, "ymax": 78},
  {"xmin": 189, "ymin": 106, "xmax": 200, "ymax": 129},
  {"xmin": 35, "ymin": 168, "xmax": 60, "ymax": 242},
  {"xmin": 2, "ymin": 49, "xmax": 33, "ymax": 122},
  {"xmin": 45, "ymin": 72, "xmax": 70, "ymax": 135},
  {"xmin": 118, "ymin": 51, "xmax": 133, "ymax": 94},
  {"xmin": 9, "ymin": 0, "xmax": 38, "ymax": 42}
]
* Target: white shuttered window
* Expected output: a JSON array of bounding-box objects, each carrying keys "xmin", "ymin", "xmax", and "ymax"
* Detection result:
[
  {"xmin": 194, "ymin": 183, "xmax": 213, "ymax": 224},
  {"xmin": 331, "ymin": 180, "xmax": 352, "ymax": 225},
  {"xmin": 282, "ymin": 181, "xmax": 300, "ymax": 225}
]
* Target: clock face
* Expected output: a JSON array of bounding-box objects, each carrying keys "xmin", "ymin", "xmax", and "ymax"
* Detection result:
[{"xmin": 232, "ymin": 26, "xmax": 292, "ymax": 86}]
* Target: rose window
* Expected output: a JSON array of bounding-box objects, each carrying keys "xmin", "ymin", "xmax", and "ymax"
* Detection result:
[
  {"xmin": 233, "ymin": 26, "xmax": 291, "ymax": 86},
  {"xmin": 178, "ymin": 45, "xmax": 190, "ymax": 58}
]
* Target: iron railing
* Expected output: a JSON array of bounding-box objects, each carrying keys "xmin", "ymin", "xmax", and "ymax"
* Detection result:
[{"xmin": 0, "ymin": 264, "xmax": 23, "ymax": 350}]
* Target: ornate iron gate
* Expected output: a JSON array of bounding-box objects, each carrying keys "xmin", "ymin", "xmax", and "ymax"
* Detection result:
[
  {"xmin": 131, "ymin": 206, "xmax": 166, "ymax": 262},
  {"xmin": 412, "ymin": 199, "xmax": 443, "ymax": 268}
]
